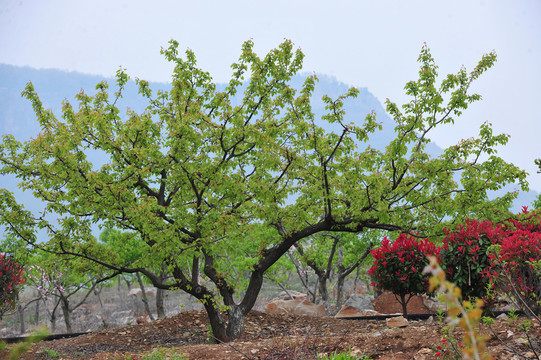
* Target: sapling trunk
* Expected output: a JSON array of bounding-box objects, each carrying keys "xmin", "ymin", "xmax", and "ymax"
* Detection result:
[
  {"xmin": 17, "ymin": 301, "xmax": 25, "ymax": 334},
  {"xmin": 136, "ymin": 273, "xmax": 155, "ymax": 321},
  {"xmin": 60, "ymin": 295, "xmax": 72, "ymax": 333},
  {"xmin": 156, "ymin": 288, "xmax": 166, "ymax": 319}
]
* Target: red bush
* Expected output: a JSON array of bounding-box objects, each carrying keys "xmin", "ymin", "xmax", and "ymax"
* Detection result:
[
  {"xmin": 488, "ymin": 208, "xmax": 541, "ymax": 313},
  {"xmin": 439, "ymin": 219, "xmax": 506, "ymax": 302},
  {"xmin": 440, "ymin": 208, "xmax": 541, "ymax": 314},
  {"xmin": 0, "ymin": 253, "xmax": 25, "ymax": 315},
  {"xmin": 368, "ymin": 233, "xmax": 440, "ymax": 315}
]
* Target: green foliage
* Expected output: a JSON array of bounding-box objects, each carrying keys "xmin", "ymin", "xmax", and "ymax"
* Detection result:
[
  {"xmin": 39, "ymin": 346, "xmax": 60, "ymax": 359},
  {"xmin": 141, "ymin": 346, "xmax": 187, "ymax": 360},
  {"xmin": 0, "ymin": 326, "xmax": 49, "ymax": 360},
  {"xmin": 317, "ymin": 350, "xmax": 372, "ymax": 360},
  {"xmin": 0, "ymin": 40, "xmax": 527, "ymax": 342},
  {"xmin": 507, "ymin": 308, "xmax": 518, "ymax": 322},
  {"xmin": 436, "ymin": 308, "xmax": 446, "ymax": 324}
]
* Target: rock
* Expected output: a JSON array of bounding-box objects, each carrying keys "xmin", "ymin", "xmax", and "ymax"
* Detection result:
[
  {"xmin": 499, "ymin": 303, "xmax": 516, "ymax": 311},
  {"xmin": 335, "ymin": 293, "xmax": 376, "ymax": 318},
  {"xmin": 386, "ymin": 316, "xmax": 408, "ymax": 328},
  {"xmin": 266, "ymin": 290, "xmax": 324, "ymax": 316},
  {"xmin": 129, "ymin": 287, "xmax": 157, "ymax": 298},
  {"xmin": 335, "ymin": 306, "xmax": 379, "ymax": 318},
  {"xmin": 414, "ymin": 348, "xmax": 433, "ymax": 360},
  {"xmin": 344, "ymin": 293, "xmax": 374, "ymax": 309},
  {"xmin": 378, "ymin": 353, "xmax": 410, "ymax": 360},
  {"xmin": 118, "ymin": 316, "xmax": 134, "ymax": 325},
  {"xmin": 272, "ymin": 290, "xmax": 307, "ymax": 301},
  {"xmin": 497, "ymin": 313, "xmax": 509, "ymax": 321},
  {"xmin": 266, "ymin": 299, "xmax": 326, "ymax": 317},
  {"xmin": 136, "ymin": 314, "xmax": 150, "ymax": 324},
  {"xmin": 0, "ymin": 328, "xmax": 11, "ymax": 337},
  {"xmin": 372, "ymin": 291, "xmax": 430, "ymax": 314},
  {"xmin": 422, "ymin": 295, "xmax": 446, "ymax": 313}
]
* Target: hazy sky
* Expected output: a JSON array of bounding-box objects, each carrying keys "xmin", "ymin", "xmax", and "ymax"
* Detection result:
[{"xmin": 1, "ymin": 0, "xmax": 540, "ymax": 191}]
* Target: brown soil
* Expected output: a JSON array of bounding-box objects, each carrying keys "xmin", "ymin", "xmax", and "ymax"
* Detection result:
[{"xmin": 2, "ymin": 310, "xmax": 539, "ymax": 360}]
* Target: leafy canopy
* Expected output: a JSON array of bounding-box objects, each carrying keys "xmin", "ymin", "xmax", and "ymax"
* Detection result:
[{"xmin": 0, "ymin": 39, "xmax": 528, "ymax": 341}]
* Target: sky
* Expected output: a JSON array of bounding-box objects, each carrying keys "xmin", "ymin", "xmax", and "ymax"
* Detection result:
[{"xmin": 1, "ymin": 0, "xmax": 540, "ymax": 191}]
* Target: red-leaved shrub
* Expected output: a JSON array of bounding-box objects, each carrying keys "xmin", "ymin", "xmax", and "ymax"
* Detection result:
[
  {"xmin": 488, "ymin": 208, "xmax": 541, "ymax": 314},
  {"xmin": 368, "ymin": 233, "xmax": 439, "ymax": 315},
  {"xmin": 0, "ymin": 253, "xmax": 24, "ymax": 315},
  {"xmin": 439, "ymin": 219, "xmax": 506, "ymax": 303}
]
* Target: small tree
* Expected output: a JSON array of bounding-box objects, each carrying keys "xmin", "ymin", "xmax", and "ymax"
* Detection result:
[
  {"xmin": 292, "ymin": 231, "xmax": 378, "ymax": 315},
  {"xmin": 0, "ymin": 253, "xmax": 24, "ymax": 317},
  {"xmin": 368, "ymin": 233, "xmax": 439, "ymax": 315},
  {"xmin": 25, "ymin": 251, "xmax": 113, "ymax": 333}
]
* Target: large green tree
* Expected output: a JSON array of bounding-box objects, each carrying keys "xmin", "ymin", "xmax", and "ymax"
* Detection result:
[{"xmin": 0, "ymin": 40, "xmax": 527, "ymax": 342}]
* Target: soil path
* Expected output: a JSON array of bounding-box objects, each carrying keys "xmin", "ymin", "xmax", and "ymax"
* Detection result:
[{"xmin": 1, "ymin": 310, "xmax": 538, "ymax": 359}]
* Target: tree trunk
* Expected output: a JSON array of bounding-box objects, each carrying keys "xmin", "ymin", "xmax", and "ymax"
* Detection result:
[
  {"xmin": 398, "ymin": 293, "xmax": 411, "ymax": 316},
  {"xmin": 34, "ymin": 294, "xmax": 40, "ymax": 325},
  {"xmin": 136, "ymin": 273, "xmax": 155, "ymax": 321},
  {"xmin": 60, "ymin": 296, "xmax": 72, "ymax": 333},
  {"xmin": 203, "ymin": 302, "xmax": 228, "ymax": 343},
  {"xmin": 225, "ymin": 306, "xmax": 246, "ymax": 342},
  {"xmin": 334, "ymin": 274, "xmax": 346, "ymax": 315},
  {"xmin": 50, "ymin": 308, "xmax": 57, "ymax": 333},
  {"xmin": 203, "ymin": 303, "xmax": 251, "ymax": 343},
  {"xmin": 17, "ymin": 299, "xmax": 25, "ymax": 334},
  {"xmin": 117, "ymin": 277, "xmax": 125, "ymax": 308},
  {"xmin": 156, "ymin": 288, "xmax": 166, "ymax": 319},
  {"xmin": 94, "ymin": 285, "xmax": 104, "ymax": 309},
  {"xmin": 196, "ymin": 266, "xmax": 265, "ymax": 343},
  {"xmin": 318, "ymin": 276, "xmax": 332, "ymax": 316}
]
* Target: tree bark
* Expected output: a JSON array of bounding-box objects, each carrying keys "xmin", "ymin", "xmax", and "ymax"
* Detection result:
[
  {"xmin": 60, "ymin": 295, "xmax": 72, "ymax": 333},
  {"xmin": 156, "ymin": 287, "xmax": 166, "ymax": 319},
  {"xmin": 335, "ymin": 274, "xmax": 346, "ymax": 313},
  {"xmin": 17, "ymin": 296, "xmax": 25, "ymax": 334},
  {"xmin": 34, "ymin": 293, "xmax": 40, "ymax": 325},
  {"xmin": 398, "ymin": 293, "xmax": 412, "ymax": 316},
  {"xmin": 318, "ymin": 277, "xmax": 332, "ymax": 316},
  {"xmin": 136, "ymin": 273, "xmax": 155, "ymax": 321},
  {"xmin": 50, "ymin": 307, "xmax": 57, "ymax": 333},
  {"xmin": 94, "ymin": 285, "xmax": 104, "ymax": 309}
]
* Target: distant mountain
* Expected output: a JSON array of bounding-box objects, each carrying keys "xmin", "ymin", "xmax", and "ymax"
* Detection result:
[{"xmin": 0, "ymin": 64, "xmax": 537, "ymax": 241}]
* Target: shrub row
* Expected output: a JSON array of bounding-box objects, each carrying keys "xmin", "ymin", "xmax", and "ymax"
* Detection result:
[{"xmin": 369, "ymin": 208, "xmax": 541, "ymax": 316}]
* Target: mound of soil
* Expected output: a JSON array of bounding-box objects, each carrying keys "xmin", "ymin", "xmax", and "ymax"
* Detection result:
[{"xmin": 1, "ymin": 310, "xmax": 539, "ymax": 359}]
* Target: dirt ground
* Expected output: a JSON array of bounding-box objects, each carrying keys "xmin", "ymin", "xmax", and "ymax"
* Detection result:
[{"xmin": 2, "ymin": 309, "xmax": 540, "ymax": 360}]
